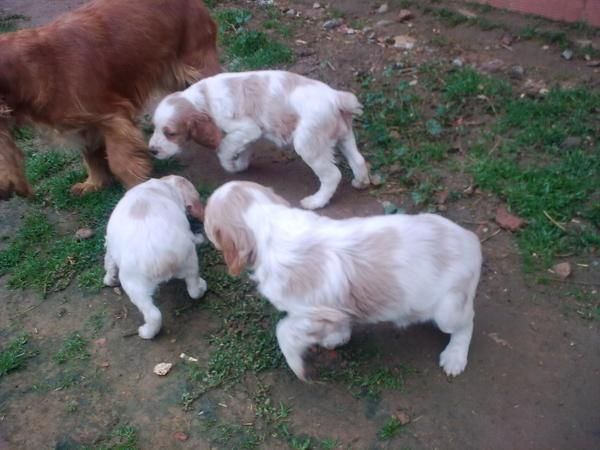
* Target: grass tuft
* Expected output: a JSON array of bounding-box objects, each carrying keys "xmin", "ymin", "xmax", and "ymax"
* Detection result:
[
  {"xmin": 0, "ymin": 334, "xmax": 36, "ymax": 377},
  {"xmin": 54, "ymin": 333, "xmax": 89, "ymax": 364}
]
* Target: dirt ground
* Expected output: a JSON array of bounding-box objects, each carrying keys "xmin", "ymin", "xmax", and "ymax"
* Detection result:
[{"xmin": 1, "ymin": 1, "xmax": 599, "ymax": 449}]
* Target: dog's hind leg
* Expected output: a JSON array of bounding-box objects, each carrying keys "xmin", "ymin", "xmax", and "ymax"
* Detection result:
[
  {"xmin": 102, "ymin": 114, "xmax": 152, "ymax": 189},
  {"xmin": 71, "ymin": 131, "xmax": 113, "ymax": 196},
  {"xmin": 120, "ymin": 276, "xmax": 161, "ymax": 339},
  {"xmin": 179, "ymin": 247, "xmax": 207, "ymax": 300},
  {"xmin": 103, "ymin": 251, "xmax": 119, "ymax": 287},
  {"xmin": 338, "ymin": 130, "xmax": 370, "ymax": 189}
]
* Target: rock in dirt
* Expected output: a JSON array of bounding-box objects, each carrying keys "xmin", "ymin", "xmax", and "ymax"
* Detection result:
[
  {"xmin": 435, "ymin": 190, "xmax": 449, "ymax": 205},
  {"xmin": 480, "ymin": 59, "xmax": 505, "ymax": 74},
  {"xmin": 510, "ymin": 65, "xmax": 525, "ymax": 79},
  {"xmin": 551, "ymin": 262, "xmax": 571, "ymax": 280},
  {"xmin": 382, "ymin": 201, "xmax": 398, "ymax": 215},
  {"xmin": 153, "ymin": 362, "xmax": 173, "ymax": 376},
  {"xmin": 392, "ymin": 35, "xmax": 416, "ymax": 50},
  {"xmin": 323, "ymin": 18, "xmax": 343, "ymax": 30},
  {"xmin": 500, "ymin": 33, "xmax": 514, "ymax": 46},
  {"xmin": 75, "ymin": 227, "xmax": 94, "ymax": 240},
  {"xmin": 93, "ymin": 337, "xmax": 107, "ymax": 347},
  {"xmin": 313, "ymin": 2, "xmax": 321, "ymax": 8},
  {"xmin": 522, "ymin": 79, "xmax": 549, "ymax": 97},
  {"xmin": 174, "ymin": 432, "xmax": 189, "ymax": 442},
  {"xmin": 452, "ymin": 57, "xmax": 464, "ymax": 67},
  {"xmin": 457, "ymin": 8, "xmax": 478, "ymax": 19},
  {"xmin": 286, "ymin": 9, "xmax": 296, "ymax": 17},
  {"xmin": 394, "ymin": 410, "xmax": 411, "ymax": 425},
  {"xmin": 561, "ymin": 49, "xmax": 574, "ymax": 60},
  {"xmin": 397, "ymin": 9, "xmax": 414, "ymax": 22},
  {"xmin": 375, "ymin": 19, "xmax": 395, "ymax": 28},
  {"xmin": 370, "ymin": 173, "xmax": 384, "ymax": 186},
  {"xmin": 99, "ymin": 361, "xmax": 110, "ymax": 368},
  {"xmin": 586, "ymin": 59, "xmax": 600, "ymax": 67},
  {"xmin": 377, "ymin": 3, "xmax": 389, "ymax": 14},
  {"xmin": 495, "ymin": 206, "xmax": 526, "ymax": 231}
]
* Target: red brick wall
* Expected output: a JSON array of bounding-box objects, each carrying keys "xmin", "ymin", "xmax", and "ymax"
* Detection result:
[{"xmin": 468, "ymin": 0, "xmax": 600, "ymax": 26}]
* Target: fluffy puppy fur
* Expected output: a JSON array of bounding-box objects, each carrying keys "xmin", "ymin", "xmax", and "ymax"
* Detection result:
[
  {"xmin": 0, "ymin": 0, "xmax": 219, "ymax": 200},
  {"xmin": 149, "ymin": 70, "xmax": 371, "ymax": 210},
  {"xmin": 104, "ymin": 175, "xmax": 207, "ymax": 339},
  {"xmin": 204, "ymin": 181, "xmax": 482, "ymax": 380}
]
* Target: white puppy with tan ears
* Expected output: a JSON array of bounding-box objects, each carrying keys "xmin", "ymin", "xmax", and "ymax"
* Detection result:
[
  {"xmin": 203, "ymin": 181, "xmax": 482, "ymax": 380},
  {"xmin": 148, "ymin": 70, "xmax": 371, "ymax": 210},
  {"xmin": 103, "ymin": 175, "xmax": 207, "ymax": 339}
]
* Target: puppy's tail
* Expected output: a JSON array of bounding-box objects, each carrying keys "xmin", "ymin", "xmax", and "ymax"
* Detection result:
[{"xmin": 337, "ymin": 91, "xmax": 363, "ymax": 116}]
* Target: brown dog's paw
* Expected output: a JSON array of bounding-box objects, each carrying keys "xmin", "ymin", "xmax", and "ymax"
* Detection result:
[
  {"xmin": 70, "ymin": 180, "xmax": 105, "ymax": 196},
  {"xmin": 0, "ymin": 177, "xmax": 32, "ymax": 200}
]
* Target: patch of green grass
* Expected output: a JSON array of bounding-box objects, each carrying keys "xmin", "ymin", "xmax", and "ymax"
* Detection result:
[
  {"xmin": 378, "ymin": 416, "xmax": 405, "ymax": 441},
  {"xmin": 54, "ymin": 333, "xmax": 89, "ymax": 364},
  {"xmin": 214, "ymin": 7, "xmax": 294, "ymax": 71},
  {"xmin": 83, "ymin": 424, "xmax": 139, "ymax": 450},
  {"xmin": 443, "ymin": 67, "xmax": 512, "ymax": 112},
  {"xmin": 321, "ymin": 342, "xmax": 412, "ymax": 398},
  {"xmin": 86, "ymin": 311, "xmax": 106, "ymax": 335},
  {"xmin": 79, "ymin": 266, "xmax": 106, "ymax": 293},
  {"xmin": 181, "ymin": 247, "xmax": 282, "ymax": 407},
  {"xmin": 0, "ymin": 14, "xmax": 28, "ymax": 33},
  {"xmin": 470, "ymin": 87, "xmax": 600, "ymax": 269},
  {"xmin": 0, "ymin": 334, "xmax": 36, "ymax": 377}
]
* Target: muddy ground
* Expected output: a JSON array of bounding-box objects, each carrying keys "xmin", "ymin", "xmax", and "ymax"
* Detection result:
[{"xmin": 0, "ymin": 1, "xmax": 599, "ymax": 449}]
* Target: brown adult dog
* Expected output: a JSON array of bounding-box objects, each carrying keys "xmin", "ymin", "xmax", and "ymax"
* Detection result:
[{"xmin": 0, "ymin": 0, "xmax": 219, "ymax": 200}]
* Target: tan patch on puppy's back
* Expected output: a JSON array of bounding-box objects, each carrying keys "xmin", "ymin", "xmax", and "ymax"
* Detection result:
[
  {"xmin": 226, "ymin": 75, "xmax": 269, "ymax": 119},
  {"xmin": 283, "ymin": 244, "xmax": 327, "ymax": 297},
  {"xmin": 343, "ymin": 228, "xmax": 404, "ymax": 318},
  {"xmin": 129, "ymin": 198, "xmax": 150, "ymax": 219}
]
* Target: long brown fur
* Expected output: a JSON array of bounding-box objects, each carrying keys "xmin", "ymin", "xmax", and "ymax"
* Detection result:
[{"xmin": 0, "ymin": 0, "xmax": 220, "ymax": 199}]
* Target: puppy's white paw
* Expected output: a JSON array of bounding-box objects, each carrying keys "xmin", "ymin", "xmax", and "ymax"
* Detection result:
[
  {"xmin": 188, "ymin": 278, "xmax": 207, "ymax": 299},
  {"xmin": 439, "ymin": 347, "xmax": 468, "ymax": 377},
  {"xmin": 351, "ymin": 176, "xmax": 370, "ymax": 190},
  {"xmin": 103, "ymin": 273, "xmax": 119, "ymax": 287},
  {"xmin": 138, "ymin": 324, "xmax": 159, "ymax": 340},
  {"xmin": 300, "ymin": 194, "xmax": 328, "ymax": 210}
]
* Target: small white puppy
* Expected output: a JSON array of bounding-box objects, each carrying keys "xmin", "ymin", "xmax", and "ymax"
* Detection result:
[
  {"xmin": 203, "ymin": 181, "xmax": 482, "ymax": 380},
  {"xmin": 103, "ymin": 175, "xmax": 207, "ymax": 339},
  {"xmin": 148, "ymin": 70, "xmax": 371, "ymax": 210}
]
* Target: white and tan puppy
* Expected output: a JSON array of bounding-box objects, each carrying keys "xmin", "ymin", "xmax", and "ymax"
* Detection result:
[
  {"xmin": 103, "ymin": 175, "xmax": 207, "ymax": 339},
  {"xmin": 204, "ymin": 181, "xmax": 482, "ymax": 380},
  {"xmin": 149, "ymin": 70, "xmax": 371, "ymax": 210}
]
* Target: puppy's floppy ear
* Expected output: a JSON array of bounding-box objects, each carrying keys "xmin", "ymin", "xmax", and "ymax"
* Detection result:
[
  {"xmin": 214, "ymin": 227, "xmax": 255, "ymax": 276},
  {"xmin": 187, "ymin": 111, "xmax": 222, "ymax": 150},
  {"xmin": 186, "ymin": 199, "xmax": 204, "ymax": 221}
]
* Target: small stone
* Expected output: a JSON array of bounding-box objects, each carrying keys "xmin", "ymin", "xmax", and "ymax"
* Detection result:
[
  {"xmin": 382, "ymin": 201, "xmax": 398, "ymax": 215},
  {"xmin": 539, "ymin": 88, "xmax": 549, "ymax": 96},
  {"xmin": 286, "ymin": 9, "xmax": 296, "ymax": 17},
  {"xmin": 75, "ymin": 228, "xmax": 94, "ymax": 240},
  {"xmin": 452, "ymin": 58, "xmax": 464, "ymax": 67},
  {"xmin": 586, "ymin": 59, "xmax": 600, "ymax": 67},
  {"xmin": 174, "ymin": 432, "xmax": 189, "ymax": 442},
  {"xmin": 480, "ymin": 58, "xmax": 505, "ymax": 74},
  {"xmin": 362, "ymin": 26, "xmax": 373, "ymax": 34},
  {"xmin": 313, "ymin": 2, "xmax": 321, "ymax": 8},
  {"xmin": 370, "ymin": 173, "xmax": 383, "ymax": 186},
  {"xmin": 495, "ymin": 206, "xmax": 526, "ymax": 231},
  {"xmin": 456, "ymin": 8, "xmax": 477, "ymax": 19},
  {"xmin": 435, "ymin": 190, "xmax": 449, "ymax": 205},
  {"xmin": 323, "ymin": 18, "xmax": 343, "ymax": 30},
  {"xmin": 522, "ymin": 79, "xmax": 548, "ymax": 97},
  {"xmin": 377, "ymin": 3, "xmax": 389, "ymax": 14},
  {"xmin": 93, "ymin": 337, "xmax": 107, "ymax": 347},
  {"xmin": 113, "ymin": 287, "xmax": 122, "ymax": 296},
  {"xmin": 542, "ymin": 45, "xmax": 549, "ymax": 51},
  {"xmin": 500, "ymin": 33, "xmax": 514, "ymax": 46},
  {"xmin": 375, "ymin": 19, "xmax": 395, "ymax": 28},
  {"xmin": 99, "ymin": 361, "xmax": 110, "ymax": 368},
  {"xmin": 394, "ymin": 410, "xmax": 411, "ymax": 425},
  {"xmin": 561, "ymin": 49, "xmax": 574, "ymax": 60},
  {"xmin": 397, "ymin": 9, "xmax": 414, "ymax": 22},
  {"xmin": 392, "ymin": 35, "xmax": 416, "ymax": 50},
  {"xmin": 562, "ymin": 136, "xmax": 582, "ymax": 149},
  {"xmin": 153, "ymin": 362, "xmax": 173, "ymax": 376},
  {"xmin": 510, "ymin": 65, "xmax": 525, "ymax": 79},
  {"xmin": 551, "ymin": 262, "xmax": 571, "ymax": 280}
]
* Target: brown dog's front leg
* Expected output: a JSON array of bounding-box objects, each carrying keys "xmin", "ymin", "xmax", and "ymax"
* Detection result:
[
  {"xmin": 102, "ymin": 116, "xmax": 152, "ymax": 190},
  {"xmin": 0, "ymin": 128, "xmax": 32, "ymax": 200}
]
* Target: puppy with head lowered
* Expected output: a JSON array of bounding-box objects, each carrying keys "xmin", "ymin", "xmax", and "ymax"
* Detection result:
[
  {"xmin": 204, "ymin": 181, "xmax": 482, "ymax": 380},
  {"xmin": 104, "ymin": 175, "xmax": 207, "ymax": 339},
  {"xmin": 149, "ymin": 70, "xmax": 371, "ymax": 210}
]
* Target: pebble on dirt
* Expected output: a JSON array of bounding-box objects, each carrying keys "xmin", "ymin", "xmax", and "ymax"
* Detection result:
[
  {"xmin": 377, "ymin": 3, "xmax": 389, "ymax": 14},
  {"xmin": 397, "ymin": 9, "xmax": 414, "ymax": 22},
  {"xmin": 174, "ymin": 432, "xmax": 189, "ymax": 442},
  {"xmin": 323, "ymin": 18, "xmax": 343, "ymax": 30},
  {"xmin": 153, "ymin": 362, "xmax": 173, "ymax": 376},
  {"xmin": 510, "ymin": 65, "xmax": 525, "ymax": 79},
  {"xmin": 74, "ymin": 227, "xmax": 94, "ymax": 240},
  {"xmin": 551, "ymin": 262, "xmax": 571, "ymax": 280},
  {"xmin": 480, "ymin": 58, "xmax": 505, "ymax": 74},
  {"xmin": 393, "ymin": 35, "xmax": 416, "ymax": 50},
  {"xmin": 495, "ymin": 206, "xmax": 526, "ymax": 231},
  {"xmin": 561, "ymin": 49, "xmax": 574, "ymax": 60},
  {"xmin": 394, "ymin": 410, "xmax": 411, "ymax": 425}
]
